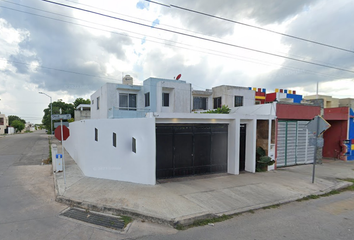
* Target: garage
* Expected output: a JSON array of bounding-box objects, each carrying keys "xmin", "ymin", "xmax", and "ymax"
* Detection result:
[
  {"xmin": 156, "ymin": 124, "xmax": 228, "ymax": 179},
  {"xmin": 277, "ymin": 120, "xmax": 315, "ymax": 167}
]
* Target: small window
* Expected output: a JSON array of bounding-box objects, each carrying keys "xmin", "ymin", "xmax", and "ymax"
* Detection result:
[
  {"xmin": 95, "ymin": 128, "xmax": 98, "ymax": 141},
  {"xmin": 145, "ymin": 92, "xmax": 150, "ymax": 107},
  {"xmin": 234, "ymin": 96, "xmax": 243, "ymax": 107},
  {"xmin": 213, "ymin": 97, "xmax": 221, "ymax": 109},
  {"xmin": 113, "ymin": 132, "xmax": 116, "ymax": 147},
  {"xmin": 97, "ymin": 97, "xmax": 100, "ymax": 110},
  {"xmin": 132, "ymin": 137, "xmax": 136, "ymax": 153},
  {"xmin": 162, "ymin": 93, "xmax": 169, "ymax": 107},
  {"xmin": 193, "ymin": 97, "xmax": 207, "ymax": 110},
  {"xmin": 92, "ymin": 99, "xmax": 94, "ymax": 105}
]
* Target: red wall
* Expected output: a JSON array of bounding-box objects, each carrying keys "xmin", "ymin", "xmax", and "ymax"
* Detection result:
[
  {"xmin": 324, "ymin": 107, "xmax": 348, "ymax": 120},
  {"xmin": 277, "ymin": 104, "xmax": 320, "ymax": 120},
  {"xmin": 266, "ymin": 93, "xmax": 276, "ymax": 102},
  {"xmin": 322, "ymin": 120, "xmax": 348, "ymax": 159}
]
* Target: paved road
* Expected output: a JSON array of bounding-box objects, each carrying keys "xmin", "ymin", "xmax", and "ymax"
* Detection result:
[
  {"xmin": 0, "ymin": 131, "xmax": 169, "ymax": 240},
  {"xmin": 1, "ymin": 131, "xmax": 353, "ymax": 240}
]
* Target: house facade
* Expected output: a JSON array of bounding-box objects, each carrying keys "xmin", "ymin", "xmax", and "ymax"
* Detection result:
[{"xmin": 0, "ymin": 113, "xmax": 8, "ymax": 134}]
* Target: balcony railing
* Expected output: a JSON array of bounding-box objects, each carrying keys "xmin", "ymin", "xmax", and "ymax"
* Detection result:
[{"xmin": 108, "ymin": 107, "xmax": 151, "ymax": 119}]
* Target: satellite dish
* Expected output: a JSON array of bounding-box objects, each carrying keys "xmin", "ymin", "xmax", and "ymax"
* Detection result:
[{"xmin": 176, "ymin": 74, "xmax": 181, "ymax": 80}]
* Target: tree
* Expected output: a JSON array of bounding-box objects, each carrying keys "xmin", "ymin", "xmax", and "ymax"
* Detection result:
[
  {"xmin": 12, "ymin": 120, "xmax": 25, "ymax": 133},
  {"xmin": 74, "ymin": 98, "xmax": 91, "ymax": 108},
  {"xmin": 8, "ymin": 115, "xmax": 26, "ymax": 126},
  {"xmin": 42, "ymin": 100, "xmax": 75, "ymax": 133}
]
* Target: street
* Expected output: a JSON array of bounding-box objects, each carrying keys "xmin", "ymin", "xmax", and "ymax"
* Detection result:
[{"xmin": 0, "ymin": 131, "xmax": 353, "ymax": 239}]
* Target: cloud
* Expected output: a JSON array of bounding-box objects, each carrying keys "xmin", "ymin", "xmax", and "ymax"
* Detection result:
[
  {"xmin": 160, "ymin": 0, "xmax": 319, "ymax": 37},
  {"xmin": 0, "ymin": 0, "xmax": 134, "ymax": 95}
]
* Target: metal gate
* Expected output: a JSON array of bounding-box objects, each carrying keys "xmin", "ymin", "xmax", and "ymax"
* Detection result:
[
  {"xmin": 277, "ymin": 121, "xmax": 315, "ymax": 167},
  {"xmin": 156, "ymin": 124, "xmax": 228, "ymax": 179}
]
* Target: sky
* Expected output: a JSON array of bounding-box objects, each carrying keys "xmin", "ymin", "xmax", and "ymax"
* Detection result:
[{"xmin": 0, "ymin": 0, "xmax": 353, "ymax": 123}]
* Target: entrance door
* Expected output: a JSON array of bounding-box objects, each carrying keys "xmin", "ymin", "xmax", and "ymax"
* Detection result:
[
  {"xmin": 239, "ymin": 124, "xmax": 246, "ymax": 171},
  {"xmin": 156, "ymin": 124, "xmax": 228, "ymax": 179}
]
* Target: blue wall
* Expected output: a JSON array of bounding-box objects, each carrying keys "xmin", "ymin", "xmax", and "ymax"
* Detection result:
[
  {"xmin": 348, "ymin": 108, "xmax": 354, "ymax": 160},
  {"xmin": 286, "ymin": 94, "xmax": 303, "ymax": 103}
]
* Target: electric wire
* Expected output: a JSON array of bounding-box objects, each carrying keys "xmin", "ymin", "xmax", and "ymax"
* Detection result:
[
  {"xmin": 38, "ymin": 0, "xmax": 354, "ymax": 74},
  {"xmin": 144, "ymin": 0, "xmax": 354, "ymax": 54},
  {"xmin": 0, "ymin": 2, "xmax": 352, "ymax": 80}
]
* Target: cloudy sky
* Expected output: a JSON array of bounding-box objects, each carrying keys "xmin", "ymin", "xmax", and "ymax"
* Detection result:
[{"xmin": 0, "ymin": 0, "xmax": 353, "ymax": 123}]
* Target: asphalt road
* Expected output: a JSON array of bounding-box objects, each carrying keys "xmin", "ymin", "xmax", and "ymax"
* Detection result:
[{"xmin": 1, "ymin": 131, "xmax": 353, "ymax": 240}]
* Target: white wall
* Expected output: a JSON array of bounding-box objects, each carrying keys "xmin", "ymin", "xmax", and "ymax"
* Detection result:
[
  {"xmin": 65, "ymin": 118, "xmax": 156, "ymax": 185},
  {"xmin": 212, "ymin": 85, "xmax": 255, "ymax": 108},
  {"xmin": 156, "ymin": 81, "xmax": 192, "ymax": 113}
]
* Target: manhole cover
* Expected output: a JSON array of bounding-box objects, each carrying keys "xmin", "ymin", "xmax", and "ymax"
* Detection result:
[{"xmin": 61, "ymin": 208, "xmax": 125, "ymax": 230}]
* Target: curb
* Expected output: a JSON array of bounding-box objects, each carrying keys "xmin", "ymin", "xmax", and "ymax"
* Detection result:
[{"xmin": 51, "ymin": 173, "xmax": 353, "ymax": 227}]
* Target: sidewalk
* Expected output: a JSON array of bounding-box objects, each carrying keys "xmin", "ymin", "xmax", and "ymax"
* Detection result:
[{"xmin": 53, "ymin": 141, "xmax": 354, "ymax": 226}]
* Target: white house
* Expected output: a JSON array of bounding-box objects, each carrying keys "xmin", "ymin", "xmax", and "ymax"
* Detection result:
[
  {"xmin": 74, "ymin": 104, "xmax": 91, "ymax": 121},
  {"xmin": 64, "ymin": 76, "xmax": 277, "ymax": 185},
  {"xmin": 0, "ymin": 113, "xmax": 8, "ymax": 134}
]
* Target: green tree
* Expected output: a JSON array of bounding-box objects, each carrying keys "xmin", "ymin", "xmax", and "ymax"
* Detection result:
[
  {"xmin": 8, "ymin": 115, "xmax": 26, "ymax": 126},
  {"xmin": 42, "ymin": 100, "xmax": 75, "ymax": 133},
  {"xmin": 12, "ymin": 120, "xmax": 25, "ymax": 133},
  {"xmin": 74, "ymin": 98, "xmax": 91, "ymax": 108}
]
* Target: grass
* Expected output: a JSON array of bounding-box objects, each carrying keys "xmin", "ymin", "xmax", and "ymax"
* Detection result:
[
  {"xmin": 120, "ymin": 215, "xmax": 132, "ymax": 228},
  {"xmin": 297, "ymin": 178, "xmax": 354, "ymax": 202},
  {"xmin": 176, "ymin": 214, "xmax": 233, "ymax": 230},
  {"xmin": 42, "ymin": 137, "xmax": 52, "ymax": 164},
  {"xmin": 262, "ymin": 204, "xmax": 281, "ymax": 210}
]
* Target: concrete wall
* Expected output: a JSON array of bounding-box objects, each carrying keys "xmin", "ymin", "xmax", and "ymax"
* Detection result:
[
  {"xmin": 74, "ymin": 110, "xmax": 91, "ymax": 121},
  {"xmin": 65, "ymin": 118, "xmax": 156, "ymax": 185},
  {"xmin": 304, "ymin": 95, "xmax": 339, "ymax": 108},
  {"xmin": 212, "ymin": 85, "xmax": 255, "ymax": 108},
  {"xmin": 0, "ymin": 114, "xmax": 7, "ymax": 134}
]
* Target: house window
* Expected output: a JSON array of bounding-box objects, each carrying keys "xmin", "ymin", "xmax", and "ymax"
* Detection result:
[
  {"xmin": 145, "ymin": 92, "xmax": 150, "ymax": 107},
  {"xmin": 92, "ymin": 99, "xmax": 94, "ymax": 105},
  {"xmin": 96, "ymin": 97, "xmax": 100, "ymax": 110},
  {"xmin": 113, "ymin": 132, "xmax": 116, "ymax": 147},
  {"xmin": 95, "ymin": 128, "xmax": 98, "ymax": 141},
  {"xmin": 234, "ymin": 96, "xmax": 243, "ymax": 107},
  {"xmin": 193, "ymin": 97, "xmax": 207, "ymax": 110},
  {"xmin": 132, "ymin": 137, "xmax": 136, "ymax": 153},
  {"xmin": 0, "ymin": 118, "xmax": 3, "ymax": 125},
  {"xmin": 213, "ymin": 97, "xmax": 222, "ymax": 109},
  {"xmin": 119, "ymin": 93, "xmax": 137, "ymax": 111},
  {"xmin": 162, "ymin": 93, "xmax": 169, "ymax": 107}
]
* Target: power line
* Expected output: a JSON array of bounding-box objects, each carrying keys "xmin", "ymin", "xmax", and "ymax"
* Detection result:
[
  {"xmin": 1, "ymin": 2, "xmax": 352, "ymax": 80},
  {"xmin": 40, "ymin": 0, "xmax": 354, "ymax": 74},
  {"xmin": 0, "ymin": 4, "xmax": 340, "ymax": 82},
  {"xmin": 144, "ymin": 0, "xmax": 354, "ymax": 54}
]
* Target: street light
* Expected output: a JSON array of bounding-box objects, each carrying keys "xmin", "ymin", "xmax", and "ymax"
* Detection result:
[{"xmin": 39, "ymin": 92, "xmax": 52, "ymax": 135}]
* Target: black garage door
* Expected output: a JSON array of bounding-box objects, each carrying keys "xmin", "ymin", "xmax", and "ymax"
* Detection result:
[{"xmin": 156, "ymin": 124, "xmax": 228, "ymax": 179}]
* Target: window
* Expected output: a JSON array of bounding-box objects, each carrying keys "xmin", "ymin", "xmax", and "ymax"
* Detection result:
[
  {"xmin": 193, "ymin": 97, "xmax": 207, "ymax": 110},
  {"xmin": 92, "ymin": 99, "xmax": 94, "ymax": 105},
  {"xmin": 162, "ymin": 93, "xmax": 169, "ymax": 107},
  {"xmin": 119, "ymin": 93, "xmax": 137, "ymax": 110},
  {"xmin": 234, "ymin": 96, "xmax": 243, "ymax": 107},
  {"xmin": 113, "ymin": 132, "xmax": 116, "ymax": 147},
  {"xmin": 132, "ymin": 137, "xmax": 136, "ymax": 153},
  {"xmin": 145, "ymin": 92, "xmax": 150, "ymax": 107},
  {"xmin": 96, "ymin": 97, "xmax": 100, "ymax": 110},
  {"xmin": 0, "ymin": 118, "xmax": 3, "ymax": 125},
  {"xmin": 95, "ymin": 128, "xmax": 98, "ymax": 141},
  {"xmin": 213, "ymin": 97, "xmax": 222, "ymax": 109}
]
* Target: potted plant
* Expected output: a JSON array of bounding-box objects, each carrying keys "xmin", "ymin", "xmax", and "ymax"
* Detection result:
[{"xmin": 256, "ymin": 147, "xmax": 275, "ymax": 172}]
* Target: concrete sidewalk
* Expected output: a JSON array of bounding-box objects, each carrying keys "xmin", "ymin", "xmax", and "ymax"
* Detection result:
[{"xmin": 53, "ymin": 141, "xmax": 354, "ymax": 226}]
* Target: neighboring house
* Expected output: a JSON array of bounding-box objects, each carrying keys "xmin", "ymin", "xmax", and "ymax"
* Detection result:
[
  {"xmin": 90, "ymin": 76, "xmax": 192, "ymax": 119},
  {"xmin": 0, "ymin": 113, "xmax": 8, "ymax": 134},
  {"xmin": 275, "ymin": 102, "xmax": 320, "ymax": 167},
  {"xmin": 74, "ymin": 104, "xmax": 91, "ymax": 121},
  {"xmin": 24, "ymin": 122, "xmax": 35, "ymax": 132},
  {"xmin": 211, "ymin": 85, "xmax": 255, "ymax": 109},
  {"xmin": 266, "ymin": 89, "xmax": 303, "ymax": 104},
  {"xmin": 304, "ymin": 96, "xmax": 354, "ymax": 161},
  {"xmin": 304, "ymin": 95, "xmax": 339, "ymax": 108}
]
